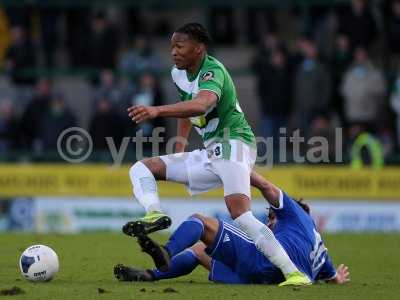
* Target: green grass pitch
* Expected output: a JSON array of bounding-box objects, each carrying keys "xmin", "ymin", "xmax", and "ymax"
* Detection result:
[{"xmin": 1, "ymin": 233, "xmax": 399, "ymax": 300}]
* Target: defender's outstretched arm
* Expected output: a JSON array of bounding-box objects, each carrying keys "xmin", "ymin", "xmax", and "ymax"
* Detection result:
[
  {"xmin": 250, "ymin": 171, "xmax": 281, "ymax": 208},
  {"xmin": 328, "ymin": 264, "xmax": 350, "ymax": 284}
]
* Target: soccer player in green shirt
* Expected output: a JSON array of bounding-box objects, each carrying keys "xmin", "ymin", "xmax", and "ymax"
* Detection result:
[{"xmin": 124, "ymin": 23, "xmax": 309, "ymax": 286}]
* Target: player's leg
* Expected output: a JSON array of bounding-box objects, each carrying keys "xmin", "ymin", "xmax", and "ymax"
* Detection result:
[
  {"xmin": 148, "ymin": 242, "xmax": 210, "ymax": 282},
  {"xmin": 212, "ymin": 156, "xmax": 310, "ymax": 285},
  {"xmin": 199, "ymin": 217, "xmax": 270, "ymax": 284},
  {"xmin": 228, "ymin": 197, "xmax": 311, "ymax": 286},
  {"xmin": 128, "ymin": 214, "xmax": 219, "ymax": 276},
  {"xmin": 131, "ymin": 212, "xmax": 209, "ymax": 271},
  {"xmin": 138, "ymin": 213, "xmax": 218, "ymax": 268},
  {"xmin": 124, "ymin": 215, "xmax": 256, "ymax": 284},
  {"xmin": 135, "ymin": 217, "xmax": 251, "ymax": 284},
  {"xmin": 193, "ymin": 240, "xmax": 251, "ymax": 284},
  {"xmin": 225, "ymin": 194, "xmax": 299, "ymax": 275},
  {"xmin": 114, "ymin": 239, "xmax": 245, "ymax": 284},
  {"xmin": 190, "ymin": 242, "xmax": 211, "ymax": 270},
  {"xmin": 164, "ymin": 213, "xmax": 219, "ymax": 257},
  {"xmin": 129, "ymin": 157, "xmax": 166, "ymax": 213},
  {"xmin": 125, "ymin": 154, "xmax": 191, "ymax": 236},
  {"xmin": 124, "ymin": 157, "xmax": 170, "ymax": 236},
  {"xmin": 136, "ymin": 235, "xmax": 248, "ymax": 284},
  {"xmin": 250, "ymin": 171, "xmax": 312, "ymax": 286},
  {"xmin": 114, "ymin": 247, "xmax": 199, "ymax": 282},
  {"xmin": 115, "ymin": 212, "xmax": 211, "ymax": 282}
]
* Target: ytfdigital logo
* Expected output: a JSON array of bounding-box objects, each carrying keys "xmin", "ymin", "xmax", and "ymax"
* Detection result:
[{"xmin": 34, "ymin": 270, "xmax": 47, "ymax": 277}]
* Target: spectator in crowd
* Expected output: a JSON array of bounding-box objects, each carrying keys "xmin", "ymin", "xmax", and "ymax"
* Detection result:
[
  {"xmin": 341, "ymin": 47, "xmax": 386, "ymax": 133},
  {"xmin": 65, "ymin": 8, "xmax": 90, "ymax": 67},
  {"xmin": 118, "ymin": 36, "xmax": 162, "ymax": 80},
  {"xmin": 254, "ymin": 32, "xmax": 285, "ymax": 63},
  {"xmin": 0, "ymin": 100, "xmax": 19, "ymax": 152},
  {"xmin": 338, "ymin": 0, "xmax": 378, "ymax": 49},
  {"xmin": 126, "ymin": 7, "xmax": 147, "ymax": 37},
  {"xmin": 4, "ymin": 6, "xmax": 30, "ymax": 33},
  {"xmin": 0, "ymin": 8, "xmax": 10, "ymax": 65},
  {"xmin": 83, "ymin": 12, "xmax": 119, "ymax": 72},
  {"xmin": 245, "ymin": 7, "xmax": 277, "ymax": 44},
  {"xmin": 390, "ymin": 75, "xmax": 400, "ymax": 149},
  {"xmin": 4, "ymin": 26, "xmax": 36, "ymax": 86},
  {"xmin": 92, "ymin": 69, "xmax": 134, "ymax": 117},
  {"xmin": 129, "ymin": 73, "xmax": 165, "ymax": 137},
  {"xmin": 89, "ymin": 98, "xmax": 125, "ymax": 151},
  {"xmin": 307, "ymin": 113, "xmax": 338, "ymax": 163},
  {"xmin": 253, "ymin": 32, "xmax": 294, "ymax": 92},
  {"xmin": 386, "ymin": 0, "xmax": 400, "ymax": 75},
  {"xmin": 292, "ymin": 38, "xmax": 331, "ymax": 137},
  {"xmin": 252, "ymin": 48, "xmax": 292, "ymax": 150},
  {"xmin": 288, "ymin": 36, "xmax": 308, "ymax": 76},
  {"xmin": 314, "ymin": 10, "xmax": 338, "ymax": 62},
  {"xmin": 20, "ymin": 78, "xmax": 52, "ymax": 149},
  {"xmin": 209, "ymin": 6, "xmax": 236, "ymax": 45},
  {"xmin": 386, "ymin": 0, "xmax": 400, "ymax": 55},
  {"xmin": 38, "ymin": 94, "xmax": 76, "ymax": 150},
  {"xmin": 330, "ymin": 34, "xmax": 353, "ymax": 124},
  {"xmin": 39, "ymin": 7, "xmax": 59, "ymax": 69}
]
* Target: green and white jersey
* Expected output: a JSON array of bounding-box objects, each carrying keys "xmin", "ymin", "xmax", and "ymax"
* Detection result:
[{"xmin": 171, "ymin": 54, "xmax": 256, "ymax": 148}]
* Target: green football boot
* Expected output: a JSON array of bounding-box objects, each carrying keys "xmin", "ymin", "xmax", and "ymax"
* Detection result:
[
  {"xmin": 122, "ymin": 211, "xmax": 172, "ymax": 237},
  {"xmin": 278, "ymin": 271, "xmax": 312, "ymax": 287}
]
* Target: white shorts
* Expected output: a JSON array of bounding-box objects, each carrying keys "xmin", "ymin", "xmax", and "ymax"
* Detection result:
[{"xmin": 159, "ymin": 140, "xmax": 256, "ymax": 198}]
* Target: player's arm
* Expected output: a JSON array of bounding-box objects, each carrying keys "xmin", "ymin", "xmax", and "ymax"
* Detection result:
[
  {"xmin": 175, "ymin": 118, "xmax": 192, "ymax": 153},
  {"xmin": 316, "ymin": 254, "xmax": 350, "ymax": 284},
  {"xmin": 251, "ymin": 171, "xmax": 281, "ymax": 208},
  {"xmin": 326, "ymin": 264, "xmax": 350, "ymax": 284},
  {"xmin": 251, "ymin": 170, "xmax": 308, "ymax": 218},
  {"xmin": 127, "ymin": 90, "xmax": 217, "ymax": 123}
]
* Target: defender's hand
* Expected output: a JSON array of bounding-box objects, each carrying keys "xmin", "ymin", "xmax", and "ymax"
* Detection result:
[
  {"xmin": 127, "ymin": 105, "xmax": 159, "ymax": 123},
  {"xmin": 333, "ymin": 264, "xmax": 350, "ymax": 284}
]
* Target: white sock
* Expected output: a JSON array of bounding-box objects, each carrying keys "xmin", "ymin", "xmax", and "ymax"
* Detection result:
[
  {"xmin": 235, "ymin": 211, "xmax": 298, "ymax": 275},
  {"xmin": 129, "ymin": 161, "xmax": 162, "ymax": 213}
]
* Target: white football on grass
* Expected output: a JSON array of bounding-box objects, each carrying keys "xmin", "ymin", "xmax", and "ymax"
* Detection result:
[{"xmin": 19, "ymin": 245, "xmax": 59, "ymax": 282}]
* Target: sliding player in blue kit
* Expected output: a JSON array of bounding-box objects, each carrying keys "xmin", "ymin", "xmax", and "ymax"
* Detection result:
[{"xmin": 114, "ymin": 175, "xmax": 350, "ymax": 286}]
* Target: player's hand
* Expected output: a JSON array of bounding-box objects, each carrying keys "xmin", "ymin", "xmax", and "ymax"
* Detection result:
[
  {"xmin": 127, "ymin": 105, "xmax": 159, "ymax": 123},
  {"xmin": 333, "ymin": 264, "xmax": 350, "ymax": 284}
]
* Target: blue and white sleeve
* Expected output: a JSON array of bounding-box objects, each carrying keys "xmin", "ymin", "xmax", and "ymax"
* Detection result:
[
  {"xmin": 316, "ymin": 255, "xmax": 337, "ymax": 281},
  {"xmin": 269, "ymin": 190, "xmax": 301, "ymax": 219}
]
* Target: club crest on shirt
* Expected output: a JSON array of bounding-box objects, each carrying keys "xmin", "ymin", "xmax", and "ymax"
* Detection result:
[{"xmin": 201, "ymin": 71, "xmax": 214, "ymax": 81}]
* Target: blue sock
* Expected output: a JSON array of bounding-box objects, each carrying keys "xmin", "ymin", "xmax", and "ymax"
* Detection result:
[
  {"xmin": 151, "ymin": 249, "xmax": 199, "ymax": 280},
  {"xmin": 164, "ymin": 216, "xmax": 204, "ymax": 257}
]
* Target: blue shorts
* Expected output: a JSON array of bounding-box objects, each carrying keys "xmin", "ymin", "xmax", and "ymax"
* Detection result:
[{"xmin": 205, "ymin": 220, "xmax": 281, "ymax": 284}]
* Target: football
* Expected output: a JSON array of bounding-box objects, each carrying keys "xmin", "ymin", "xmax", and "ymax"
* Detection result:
[{"xmin": 19, "ymin": 245, "xmax": 59, "ymax": 282}]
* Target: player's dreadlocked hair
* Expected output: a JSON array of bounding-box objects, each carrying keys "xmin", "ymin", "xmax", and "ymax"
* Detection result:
[{"xmin": 175, "ymin": 23, "xmax": 212, "ymax": 46}]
